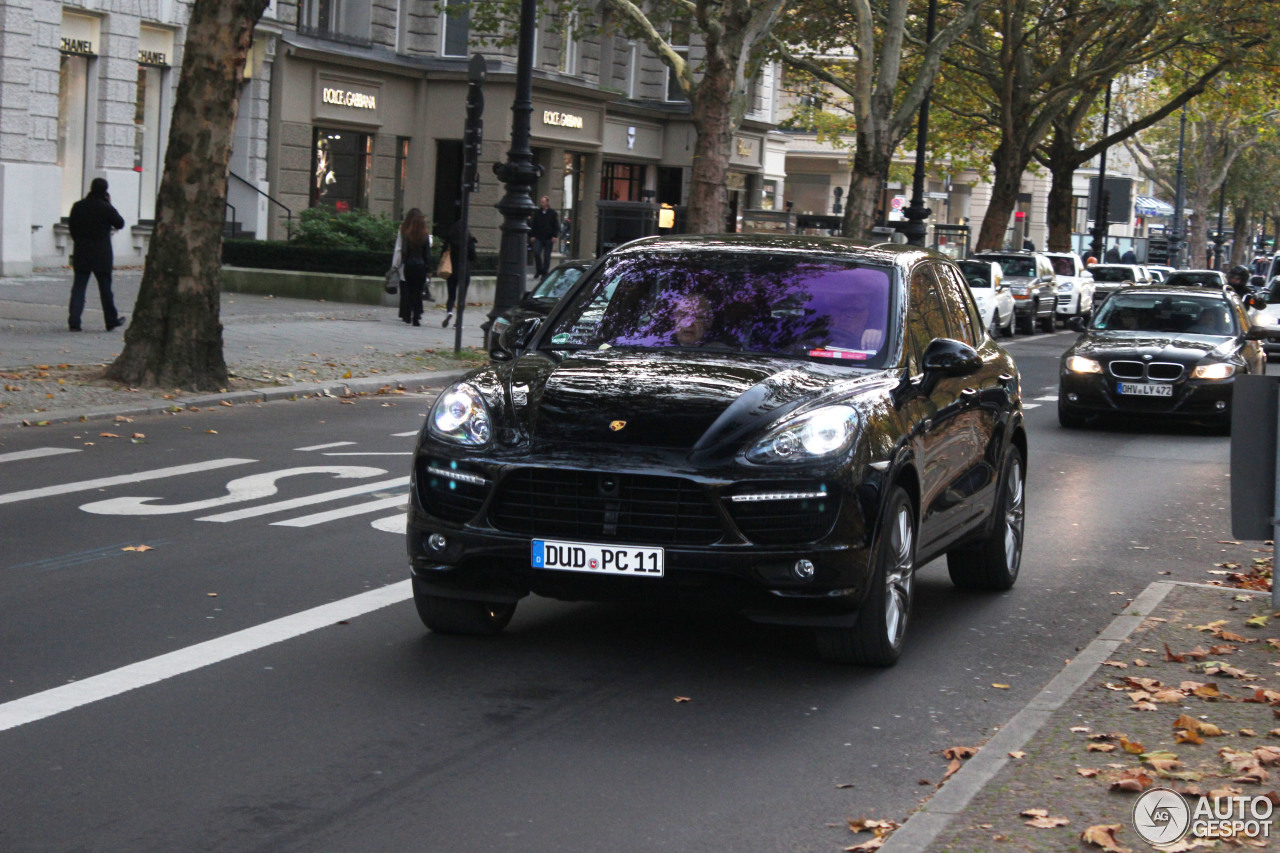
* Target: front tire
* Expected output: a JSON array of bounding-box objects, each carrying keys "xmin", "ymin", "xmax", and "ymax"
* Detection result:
[
  {"xmin": 1017, "ymin": 310, "xmax": 1036, "ymax": 335},
  {"xmin": 1058, "ymin": 401, "xmax": 1086, "ymax": 429},
  {"xmin": 1039, "ymin": 307, "xmax": 1056, "ymax": 333},
  {"xmin": 413, "ymin": 581, "xmax": 516, "ymax": 636},
  {"xmin": 815, "ymin": 486, "xmax": 915, "ymax": 666},
  {"xmin": 947, "ymin": 447, "xmax": 1025, "ymax": 591}
]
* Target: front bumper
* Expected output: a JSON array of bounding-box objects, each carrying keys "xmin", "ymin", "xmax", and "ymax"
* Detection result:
[
  {"xmin": 405, "ymin": 454, "xmax": 880, "ymax": 626},
  {"xmin": 1058, "ymin": 369, "xmax": 1234, "ymax": 423}
]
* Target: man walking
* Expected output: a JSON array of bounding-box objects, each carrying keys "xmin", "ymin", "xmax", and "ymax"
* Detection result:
[
  {"xmin": 67, "ymin": 177, "xmax": 126, "ymax": 332},
  {"xmin": 529, "ymin": 195, "xmax": 558, "ymax": 280}
]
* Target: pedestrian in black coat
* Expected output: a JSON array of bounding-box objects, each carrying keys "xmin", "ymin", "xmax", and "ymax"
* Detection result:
[
  {"xmin": 67, "ymin": 177, "xmax": 126, "ymax": 332},
  {"xmin": 528, "ymin": 195, "xmax": 559, "ymax": 279}
]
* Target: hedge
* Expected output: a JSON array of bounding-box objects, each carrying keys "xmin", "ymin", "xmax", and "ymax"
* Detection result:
[{"xmin": 221, "ymin": 240, "xmax": 501, "ymax": 276}]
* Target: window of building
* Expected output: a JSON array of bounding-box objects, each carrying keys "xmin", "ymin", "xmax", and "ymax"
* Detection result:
[
  {"xmin": 312, "ymin": 127, "xmax": 371, "ymax": 211},
  {"xmin": 666, "ymin": 23, "xmax": 689, "ymax": 103},
  {"xmin": 133, "ymin": 65, "xmax": 165, "ymax": 222},
  {"xmin": 627, "ymin": 43, "xmax": 639, "ymax": 99},
  {"xmin": 1073, "ymin": 195, "xmax": 1090, "ymax": 234},
  {"xmin": 557, "ymin": 11, "xmax": 578, "ymax": 75},
  {"xmin": 58, "ymin": 53, "xmax": 90, "ymax": 218},
  {"xmin": 442, "ymin": 0, "xmax": 469, "ymax": 57},
  {"xmin": 394, "ymin": 137, "xmax": 410, "ymax": 220},
  {"xmin": 601, "ymin": 162, "xmax": 646, "ymax": 202},
  {"xmin": 657, "ymin": 167, "xmax": 683, "ymax": 206},
  {"xmin": 299, "ymin": 0, "xmax": 371, "ymax": 44}
]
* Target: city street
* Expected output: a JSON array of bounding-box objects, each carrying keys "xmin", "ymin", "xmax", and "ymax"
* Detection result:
[{"xmin": 0, "ymin": 330, "xmax": 1273, "ymax": 852}]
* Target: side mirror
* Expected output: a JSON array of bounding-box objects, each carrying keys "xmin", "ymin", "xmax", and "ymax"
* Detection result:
[
  {"xmin": 1246, "ymin": 326, "xmax": 1270, "ymax": 341},
  {"xmin": 1068, "ymin": 316, "xmax": 1087, "ymax": 332},
  {"xmin": 922, "ymin": 338, "xmax": 982, "ymax": 378},
  {"xmin": 490, "ymin": 316, "xmax": 542, "ymax": 362},
  {"xmin": 1247, "ymin": 294, "xmax": 1269, "ymax": 310}
]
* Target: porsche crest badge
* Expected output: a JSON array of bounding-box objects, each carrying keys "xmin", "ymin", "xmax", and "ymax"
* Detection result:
[{"xmin": 609, "ymin": 420, "xmax": 627, "ymax": 432}]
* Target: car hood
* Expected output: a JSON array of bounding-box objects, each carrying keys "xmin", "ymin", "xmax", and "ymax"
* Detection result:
[
  {"xmin": 1070, "ymin": 331, "xmax": 1232, "ymax": 362},
  {"xmin": 501, "ymin": 349, "xmax": 885, "ymax": 452}
]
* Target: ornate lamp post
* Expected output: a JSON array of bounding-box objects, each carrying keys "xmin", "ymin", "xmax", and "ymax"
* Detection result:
[
  {"xmin": 895, "ymin": 0, "xmax": 937, "ymax": 247},
  {"xmin": 488, "ymin": 0, "xmax": 539, "ymax": 338},
  {"xmin": 1212, "ymin": 181, "xmax": 1227, "ymax": 270},
  {"xmin": 1168, "ymin": 108, "xmax": 1187, "ymax": 269},
  {"xmin": 1088, "ymin": 81, "xmax": 1113, "ymax": 262}
]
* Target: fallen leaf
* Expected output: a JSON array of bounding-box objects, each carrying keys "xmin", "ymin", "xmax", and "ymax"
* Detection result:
[
  {"xmin": 1248, "ymin": 615, "xmax": 1269, "ymax": 628},
  {"xmin": 121, "ymin": 545, "xmax": 153, "ymax": 552},
  {"xmin": 1020, "ymin": 808, "xmax": 1049, "ymax": 818},
  {"xmin": 206, "ymin": 430, "xmax": 218, "ymax": 434},
  {"xmin": 1077, "ymin": 767, "xmax": 1100, "ymax": 777},
  {"xmin": 942, "ymin": 758, "xmax": 962, "ymax": 781},
  {"xmin": 1089, "ymin": 743, "xmax": 1118, "ymax": 753},
  {"xmin": 1026, "ymin": 815, "xmax": 1070, "ymax": 828},
  {"xmin": 1102, "ymin": 660, "xmax": 1128, "ymax": 669},
  {"xmin": 991, "ymin": 683, "xmax": 1010, "ymax": 689},
  {"xmin": 1080, "ymin": 823, "xmax": 1132, "ymax": 852},
  {"xmin": 1070, "ymin": 726, "xmax": 1092, "ymax": 733},
  {"xmin": 207, "ymin": 592, "xmax": 218, "ymax": 597},
  {"xmin": 98, "ymin": 432, "xmax": 120, "ymax": 438},
  {"xmin": 131, "ymin": 433, "xmax": 145, "ymax": 439},
  {"xmin": 673, "ymin": 696, "xmax": 691, "ymax": 703},
  {"xmin": 219, "ymin": 400, "xmax": 233, "ymax": 407},
  {"xmin": 843, "ymin": 840, "xmax": 884, "ymax": 852},
  {"xmin": 943, "ymin": 746, "xmax": 978, "ymax": 760},
  {"xmin": 1008, "ymin": 751, "xmax": 1026, "ymax": 759},
  {"xmin": 1120, "ymin": 737, "xmax": 1145, "ymax": 754},
  {"xmin": 1133, "ymin": 659, "xmax": 1150, "ymax": 667}
]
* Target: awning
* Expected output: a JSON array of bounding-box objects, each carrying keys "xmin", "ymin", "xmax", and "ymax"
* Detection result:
[{"xmin": 1134, "ymin": 195, "xmax": 1175, "ymax": 217}]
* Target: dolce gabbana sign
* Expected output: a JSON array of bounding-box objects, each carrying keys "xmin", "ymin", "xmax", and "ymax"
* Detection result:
[
  {"xmin": 316, "ymin": 73, "xmax": 383, "ymax": 124},
  {"xmin": 323, "ymin": 88, "xmax": 377, "ymax": 110},
  {"xmin": 543, "ymin": 110, "xmax": 584, "ymax": 129}
]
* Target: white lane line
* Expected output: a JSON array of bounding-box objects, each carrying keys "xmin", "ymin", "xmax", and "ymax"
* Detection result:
[
  {"xmin": 272, "ymin": 496, "xmax": 407, "ymax": 528},
  {"xmin": 0, "ymin": 581, "xmax": 412, "ymax": 733},
  {"xmin": 1033, "ymin": 395, "xmax": 1059, "ymax": 401},
  {"xmin": 321, "ymin": 452, "xmax": 413, "ymax": 456},
  {"xmin": 0, "ymin": 448, "xmax": 81, "ymax": 464},
  {"xmin": 371, "ymin": 513, "xmax": 407, "ymax": 534},
  {"xmin": 1023, "ymin": 403, "xmax": 1042, "ymax": 409},
  {"xmin": 0, "ymin": 459, "xmax": 255, "ymax": 507},
  {"xmin": 391, "ymin": 431, "xmax": 419, "ymax": 437},
  {"xmin": 294, "ymin": 441, "xmax": 357, "ymax": 452},
  {"xmin": 198, "ymin": 476, "xmax": 410, "ymax": 522}
]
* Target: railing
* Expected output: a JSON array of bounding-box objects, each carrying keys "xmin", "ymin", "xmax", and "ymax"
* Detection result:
[{"xmin": 228, "ymin": 171, "xmax": 293, "ymax": 238}]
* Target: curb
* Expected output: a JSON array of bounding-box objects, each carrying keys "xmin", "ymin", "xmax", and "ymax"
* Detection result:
[
  {"xmin": 1, "ymin": 368, "xmax": 470, "ymax": 429},
  {"xmin": 878, "ymin": 581, "xmax": 1269, "ymax": 852}
]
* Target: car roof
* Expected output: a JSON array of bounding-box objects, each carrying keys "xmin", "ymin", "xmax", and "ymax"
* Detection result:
[
  {"xmin": 614, "ymin": 234, "xmax": 938, "ymax": 271},
  {"xmin": 1113, "ymin": 285, "xmax": 1232, "ymax": 300}
]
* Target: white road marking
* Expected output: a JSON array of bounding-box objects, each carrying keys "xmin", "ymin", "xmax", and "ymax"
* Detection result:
[
  {"xmin": 0, "ymin": 447, "xmax": 81, "ymax": 464},
  {"xmin": 198, "ymin": 476, "xmax": 410, "ymax": 522},
  {"xmin": 1034, "ymin": 395, "xmax": 1060, "ymax": 401},
  {"xmin": 321, "ymin": 451, "xmax": 413, "ymax": 456},
  {"xmin": 273, "ymin": 496, "xmax": 407, "ymax": 528},
  {"xmin": 0, "ymin": 459, "xmax": 255, "ymax": 506},
  {"xmin": 1023, "ymin": 403, "xmax": 1042, "ymax": 409},
  {"xmin": 294, "ymin": 441, "xmax": 357, "ymax": 452},
  {"xmin": 370, "ymin": 513, "xmax": 407, "ymax": 534},
  {"xmin": 0, "ymin": 581, "xmax": 412, "ymax": 733},
  {"xmin": 80, "ymin": 466, "xmax": 386, "ymax": 516},
  {"xmin": 391, "ymin": 431, "xmax": 419, "ymax": 437}
]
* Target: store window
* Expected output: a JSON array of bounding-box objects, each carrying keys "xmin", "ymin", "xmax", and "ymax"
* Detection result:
[
  {"xmin": 298, "ymin": 0, "xmax": 371, "ymax": 44},
  {"xmin": 394, "ymin": 137, "xmax": 410, "ymax": 220},
  {"xmin": 134, "ymin": 64, "xmax": 164, "ymax": 221},
  {"xmin": 442, "ymin": 0, "xmax": 469, "ymax": 57},
  {"xmin": 312, "ymin": 127, "xmax": 372, "ymax": 211},
  {"xmin": 666, "ymin": 23, "xmax": 689, "ymax": 102},
  {"xmin": 1073, "ymin": 195, "xmax": 1090, "ymax": 234},
  {"xmin": 58, "ymin": 53, "xmax": 90, "ymax": 217},
  {"xmin": 601, "ymin": 162, "xmax": 646, "ymax": 202},
  {"xmin": 657, "ymin": 167, "xmax": 683, "ymax": 206}
]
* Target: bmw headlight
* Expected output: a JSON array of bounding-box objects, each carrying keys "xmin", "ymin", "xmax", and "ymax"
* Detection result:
[
  {"xmin": 429, "ymin": 383, "xmax": 492, "ymax": 445},
  {"xmin": 1065, "ymin": 355, "xmax": 1103, "ymax": 374},
  {"xmin": 1191, "ymin": 363, "xmax": 1236, "ymax": 380},
  {"xmin": 745, "ymin": 405, "xmax": 858, "ymax": 464}
]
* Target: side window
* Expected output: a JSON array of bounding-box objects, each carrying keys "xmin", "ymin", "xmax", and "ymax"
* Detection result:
[
  {"xmin": 931, "ymin": 264, "xmax": 980, "ymax": 345},
  {"xmin": 907, "ymin": 266, "xmax": 954, "ymax": 371}
]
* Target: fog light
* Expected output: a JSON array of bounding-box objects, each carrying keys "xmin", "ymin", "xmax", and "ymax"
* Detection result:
[
  {"xmin": 428, "ymin": 533, "xmax": 448, "ymax": 552},
  {"xmin": 793, "ymin": 559, "xmax": 815, "ymax": 581},
  {"xmin": 1216, "ymin": 401, "xmax": 1227, "ymax": 411},
  {"xmin": 1067, "ymin": 393, "xmax": 1079, "ymax": 402}
]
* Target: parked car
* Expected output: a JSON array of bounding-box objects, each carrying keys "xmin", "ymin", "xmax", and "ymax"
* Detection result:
[
  {"xmin": 1058, "ymin": 285, "xmax": 1267, "ymax": 429},
  {"xmin": 956, "ymin": 259, "xmax": 1014, "ymax": 337},
  {"xmin": 408, "ymin": 235, "xmax": 1027, "ymax": 666},
  {"xmin": 973, "ymin": 251, "xmax": 1057, "ymax": 333},
  {"xmin": 1043, "ymin": 251, "xmax": 1095, "ymax": 322},
  {"xmin": 1248, "ymin": 278, "xmax": 1280, "ymax": 356},
  {"xmin": 1162, "ymin": 269, "xmax": 1228, "ymax": 289},
  {"xmin": 1087, "ymin": 263, "xmax": 1153, "ymax": 308},
  {"xmin": 1147, "ymin": 265, "xmax": 1176, "ymax": 283},
  {"xmin": 487, "ymin": 260, "xmax": 594, "ymax": 358}
]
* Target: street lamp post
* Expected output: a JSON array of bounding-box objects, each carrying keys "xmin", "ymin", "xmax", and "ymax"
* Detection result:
[
  {"xmin": 1212, "ymin": 182, "xmax": 1228, "ymax": 270},
  {"xmin": 488, "ymin": 0, "xmax": 540, "ymax": 340},
  {"xmin": 895, "ymin": 0, "xmax": 937, "ymax": 247},
  {"xmin": 1088, "ymin": 81, "xmax": 1113, "ymax": 262},
  {"xmin": 1169, "ymin": 108, "xmax": 1187, "ymax": 269}
]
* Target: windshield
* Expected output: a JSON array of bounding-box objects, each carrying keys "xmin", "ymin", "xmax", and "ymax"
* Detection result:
[
  {"xmin": 956, "ymin": 261, "xmax": 994, "ymax": 288},
  {"xmin": 1163, "ymin": 271, "xmax": 1221, "ymax": 288},
  {"xmin": 530, "ymin": 265, "xmax": 586, "ymax": 300},
  {"xmin": 1090, "ymin": 266, "xmax": 1134, "ymax": 283},
  {"xmin": 985, "ymin": 256, "xmax": 1035, "ymax": 278},
  {"xmin": 545, "ymin": 251, "xmax": 895, "ymax": 365},
  {"xmin": 1092, "ymin": 292, "xmax": 1238, "ymax": 336},
  {"xmin": 1048, "ymin": 257, "xmax": 1077, "ymax": 276}
]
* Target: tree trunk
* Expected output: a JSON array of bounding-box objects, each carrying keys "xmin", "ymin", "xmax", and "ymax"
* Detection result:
[
  {"xmin": 1231, "ymin": 201, "xmax": 1253, "ymax": 268},
  {"xmin": 975, "ymin": 139, "xmax": 1030, "ymax": 251},
  {"xmin": 843, "ymin": 120, "xmax": 896, "ymax": 240},
  {"xmin": 1043, "ymin": 127, "xmax": 1080, "ymax": 252},
  {"xmin": 686, "ymin": 62, "xmax": 737, "ymax": 234},
  {"xmin": 105, "ymin": 0, "xmax": 268, "ymax": 390}
]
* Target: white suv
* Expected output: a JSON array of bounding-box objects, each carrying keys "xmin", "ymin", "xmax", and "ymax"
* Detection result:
[{"xmin": 1043, "ymin": 252, "xmax": 1095, "ymax": 321}]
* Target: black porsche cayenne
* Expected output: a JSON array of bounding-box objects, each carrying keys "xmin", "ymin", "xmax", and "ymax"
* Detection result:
[{"xmin": 407, "ymin": 236, "xmax": 1027, "ymax": 665}]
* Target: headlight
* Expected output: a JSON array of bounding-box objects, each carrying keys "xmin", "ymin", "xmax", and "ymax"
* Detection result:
[
  {"xmin": 1057, "ymin": 283, "xmax": 1073, "ymax": 292},
  {"xmin": 745, "ymin": 405, "xmax": 858, "ymax": 464},
  {"xmin": 429, "ymin": 383, "xmax": 492, "ymax": 445},
  {"xmin": 1191, "ymin": 363, "xmax": 1236, "ymax": 380},
  {"xmin": 490, "ymin": 317, "xmax": 510, "ymax": 338},
  {"xmin": 1065, "ymin": 356, "xmax": 1103, "ymax": 374}
]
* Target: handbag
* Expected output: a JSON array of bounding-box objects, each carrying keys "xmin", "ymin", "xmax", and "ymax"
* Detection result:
[
  {"xmin": 384, "ymin": 267, "xmax": 400, "ymax": 294},
  {"xmin": 436, "ymin": 249, "xmax": 453, "ymax": 279}
]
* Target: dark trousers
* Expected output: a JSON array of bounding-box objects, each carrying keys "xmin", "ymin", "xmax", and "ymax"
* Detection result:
[
  {"xmin": 531, "ymin": 238, "xmax": 554, "ymax": 278},
  {"xmin": 69, "ymin": 267, "xmax": 119, "ymax": 329},
  {"xmin": 445, "ymin": 273, "xmax": 459, "ymax": 313},
  {"xmin": 399, "ymin": 265, "xmax": 430, "ymax": 322}
]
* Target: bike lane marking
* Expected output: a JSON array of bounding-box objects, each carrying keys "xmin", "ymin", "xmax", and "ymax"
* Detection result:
[
  {"xmin": 0, "ymin": 447, "xmax": 81, "ymax": 464},
  {"xmin": 0, "ymin": 458, "xmax": 255, "ymax": 506},
  {"xmin": 0, "ymin": 580, "xmax": 412, "ymax": 733},
  {"xmin": 197, "ymin": 476, "xmax": 410, "ymax": 522},
  {"xmin": 294, "ymin": 441, "xmax": 357, "ymax": 452},
  {"xmin": 271, "ymin": 496, "xmax": 407, "ymax": 527}
]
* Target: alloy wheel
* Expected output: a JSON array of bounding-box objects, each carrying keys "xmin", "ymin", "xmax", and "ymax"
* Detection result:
[
  {"xmin": 884, "ymin": 502, "xmax": 915, "ymax": 648},
  {"xmin": 1003, "ymin": 457, "xmax": 1025, "ymax": 570}
]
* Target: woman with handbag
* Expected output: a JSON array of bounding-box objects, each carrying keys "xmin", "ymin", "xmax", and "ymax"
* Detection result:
[
  {"xmin": 440, "ymin": 219, "xmax": 477, "ymax": 328},
  {"xmin": 390, "ymin": 208, "xmax": 432, "ymax": 326}
]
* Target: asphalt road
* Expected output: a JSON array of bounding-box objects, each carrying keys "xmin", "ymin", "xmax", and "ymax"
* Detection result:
[{"xmin": 0, "ymin": 331, "xmax": 1272, "ymax": 853}]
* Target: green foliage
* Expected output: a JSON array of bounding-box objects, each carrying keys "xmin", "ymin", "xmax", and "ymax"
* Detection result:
[
  {"xmin": 222, "ymin": 240, "xmax": 502, "ymax": 277},
  {"xmin": 289, "ymin": 207, "xmax": 402, "ymax": 251}
]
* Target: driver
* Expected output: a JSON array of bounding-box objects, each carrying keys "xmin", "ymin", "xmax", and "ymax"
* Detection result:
[
  {"xmin": 829, "ymin": 292, "xmax": 885, "ymax": 351},
  {"xmin": 671, "ymin": 293, "xmax": 713, "ymax": 347}
]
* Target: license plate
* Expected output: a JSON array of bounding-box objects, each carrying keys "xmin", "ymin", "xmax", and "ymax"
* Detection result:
[
  {"xmin": 532, "ymin": 539, "xmax": 664, "ymax": 577},
  {"xmin": 1117, "ymin": 382, "xmax": 1173, "ymax": 397}
]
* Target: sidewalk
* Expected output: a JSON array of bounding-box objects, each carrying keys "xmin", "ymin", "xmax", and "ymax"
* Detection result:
[{"xmin": 0, "ymin": 267, "xmax": 493, "ymax": 426}]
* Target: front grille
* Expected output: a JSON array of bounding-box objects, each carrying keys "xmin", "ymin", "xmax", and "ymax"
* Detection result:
[
  {"xmin": 727, "ymin": 486, "xmax": 840, "ymax": 546},
  {"xmin": 1147, "ymin": 362, "xmax": 1184, "ymax": 381},
  {"xmin": 1107, "ymin": 361, "xmax": 1183, "ymax": 381},
  {"xmin": 417, "ymin": 458, "xmax": 491, "ymax": 523},
  {"xmin": 1056, "ymin": 295, "xmax": 1072, "ymax": 308},
  {"xmin": 490, "ymin": 469, "xmax": 723, "ymax": 546},
  {"xmin": 1108, "ymin": 361, "xmax": 1144, "ymax": 379}
]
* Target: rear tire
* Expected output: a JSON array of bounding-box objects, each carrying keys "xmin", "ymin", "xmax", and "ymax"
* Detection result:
[
  {"xmin": 1039, "ymin": 309, "xmax": 1056, "ymax": 333},
  {"xmin": 815, "ymin": 487, "xmax": 915, "ymax": 666},
  {"xmin": 413, "ymin": 582, "xmax": 516, "ymax": 636},
  {"xmin": 947, "ymin": 447, "xmax": 1025, "ymax": 591},
  {"xmin": 1017, "ymin": 311, "xmax": 1036, "ymax": 335}
]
